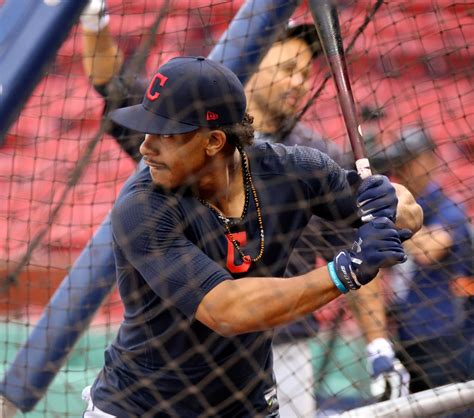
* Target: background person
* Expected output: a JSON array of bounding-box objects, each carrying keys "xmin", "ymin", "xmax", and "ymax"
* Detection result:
[{"xmin": 369, "ymin": 127, "xmax": 472, "ymax": 415}]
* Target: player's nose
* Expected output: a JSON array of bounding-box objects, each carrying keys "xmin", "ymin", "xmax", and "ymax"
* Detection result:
[
  {"xmin": 139, "ymin": 134, "xmax": 161, "ymax": 157},
  {"xmin": 290, "ymin": 71, "xmax": 309, "ymax": 94}
]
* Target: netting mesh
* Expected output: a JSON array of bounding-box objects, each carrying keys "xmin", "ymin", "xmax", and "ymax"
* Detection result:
[{"xmin": 0, "ymin": 0, "xmax": 473, "ymax": 417}]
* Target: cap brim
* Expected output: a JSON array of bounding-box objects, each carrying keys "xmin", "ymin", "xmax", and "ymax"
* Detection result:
[{"xmin": 109, "ymin": 104, "xmax": 199, "ymax": 135}]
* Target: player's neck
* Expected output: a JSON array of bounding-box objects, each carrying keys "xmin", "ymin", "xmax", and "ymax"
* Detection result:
[{"xmin": 198, "ymin": 149, "xmax": 246, "ymax": 218}]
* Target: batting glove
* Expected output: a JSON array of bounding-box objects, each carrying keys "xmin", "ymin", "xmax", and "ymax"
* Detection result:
[
  {"xmin": 80, "ymin": 0, "xmax": 109, "ymax": 32},
  {"xmin": 367, "ymin": 338, "xmax": 410, "ymax": 401},
  {"xmin": 357, "ymin": 175, "xmax": 397, "ymax": 223},
  {"xmin": 328, "ymin": 217, "xmax": 406, "ymax": 292}
]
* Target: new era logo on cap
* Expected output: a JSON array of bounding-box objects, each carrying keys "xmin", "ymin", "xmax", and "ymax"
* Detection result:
[
  {"xmin": 206, "ymin": 111, "xmax": 219, "ymax": 121},
  {"xmin": 109, "ymin": 56, "xmax": 247, "ymax": 135}
]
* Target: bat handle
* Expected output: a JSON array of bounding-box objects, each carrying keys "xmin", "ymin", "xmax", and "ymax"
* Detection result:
[
  {"xmin": 308, "ymin": 0, "xmax": 373, "ymax": 180},
  {"xmin": 355, "ymin": 157, "xmax": 372, "ymax": 179}
]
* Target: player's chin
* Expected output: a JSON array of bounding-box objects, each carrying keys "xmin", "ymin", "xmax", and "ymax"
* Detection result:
[
  {"xmin": 151, "ymin": 172, "xmax": 188, "ymax": 191},
  {"xmin": 280, "ymin": 101, "xmax": 301, "ymax": 118},
  {"xmin": 150, "ymin": 169, "xmax": 172, "ymax": 187}
]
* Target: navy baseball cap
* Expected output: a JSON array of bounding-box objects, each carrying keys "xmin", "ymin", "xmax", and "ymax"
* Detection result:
[
  {"xmin": 366, "ymin": 126, "xmax": 436, "ymax": 173},
  {"xmin": 110, "ymin": 56, "xmax": 247, "ymax": 135},
  {"xmin": 385, "ymin": 127, "xmax": 435, "ymax": 165}
]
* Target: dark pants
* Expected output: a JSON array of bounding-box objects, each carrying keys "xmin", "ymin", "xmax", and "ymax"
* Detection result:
[
  {"xmin": 397, "ymin": 334, "xmax": 473, "ymax": 417},
  {"xmin": 397, "ymin": 334, "xmax": 471, "ymax": 393}
]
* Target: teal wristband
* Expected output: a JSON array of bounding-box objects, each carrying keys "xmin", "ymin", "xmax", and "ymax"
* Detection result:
[{"xmin": 327, "ymin": 261, "xmax": 349, "ymax": 294}]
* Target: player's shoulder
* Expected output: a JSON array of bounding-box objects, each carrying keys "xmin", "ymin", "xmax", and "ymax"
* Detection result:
[
  {"xmin": 437, "ymin": 197, "xmax": 469, "ymax": 227},
  {"xmin": 423, "ymin": 183, "xmax": 467, "ymax": 222},
  {"xmin": 112, "ymin": 167, "xmax": 178, "ymax": 226},
  {"xmin": 285, "ymin": 122, "xmax": 324, "ymax": 145},
  {"xmin": 116, "ymin": 166, "xmax": 157, "ymax": 201},
  {"xmin": 248, "ymin": 141, "xmax": 342, "ymax": 178},
  {"xmin": 288, "ymin": 123, "xmax": 353, "ymax": 168}
]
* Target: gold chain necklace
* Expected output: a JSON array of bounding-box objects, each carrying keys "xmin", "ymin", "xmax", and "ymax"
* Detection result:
[{"xmin": 199, "ymin": 148, "xmax": 264, "ymax": 264}]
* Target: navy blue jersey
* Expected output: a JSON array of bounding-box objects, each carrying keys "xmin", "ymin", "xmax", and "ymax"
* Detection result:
[
  {"xmin": 256, "ymin": 123, "xmax": 353, "ymax": 169},
  {"xmin": 257, "ymin": 128, "xmax": 357, "ymax": 343},
  {"xmin": 256, "ymin": 127, "xmax": 357, "ymax": 266},
  {"xmin": 91, "ymin": 142, "xmax": 359, "ymax": 416}
]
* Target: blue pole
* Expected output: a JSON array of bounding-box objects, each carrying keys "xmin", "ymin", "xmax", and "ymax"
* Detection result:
[
  {"xmin": 0, "ymin": 214, "xmax": 117, "ymax": 411},
  {"xmin": 0, "ymin": 0, "xmax": 299, "ymax": 412},
  {"xmin": 0, "ymin": 0, "xmax": 90, "ymax": 144},
  {"xmin": 208, "ymin": 0, "xmax": 300, "ymax": 84}
]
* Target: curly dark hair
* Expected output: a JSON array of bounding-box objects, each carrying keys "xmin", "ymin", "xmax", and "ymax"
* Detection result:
[{"xmin": 218, "ymin": 113, "xmax": 255, "ymax": 148}]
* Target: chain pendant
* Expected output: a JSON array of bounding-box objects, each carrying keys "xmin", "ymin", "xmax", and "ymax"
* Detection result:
[{"xmin": 199, "ymin": 149, "xmax": 264, "ymax": 263}]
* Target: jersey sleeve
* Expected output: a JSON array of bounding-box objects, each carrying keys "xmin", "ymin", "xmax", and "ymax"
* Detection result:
[
  {"xmin": 111, "ymin": 190, "xmax": 231, "ymax": 318},
  {"xmin": 291, "ymin": 146, "xmax": 360, "ymax": 225},
  {"xmin": 285, "ymin": 123, "xmax": 354, "ymax": 169}
]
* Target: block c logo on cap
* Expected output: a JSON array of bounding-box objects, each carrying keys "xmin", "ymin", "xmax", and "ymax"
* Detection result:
[
  {"xmin": 206, "ymin": 111, "xmax": 219, "ymax": 121},
  {"xmin": 146, "ymin": 73, "xmax": 169, "ymax": 101}
]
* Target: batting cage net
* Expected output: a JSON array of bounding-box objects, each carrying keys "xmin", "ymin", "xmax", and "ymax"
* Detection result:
[{"xmin": 0, "ymin": 0, "xmax": 473, "ymax": 417}]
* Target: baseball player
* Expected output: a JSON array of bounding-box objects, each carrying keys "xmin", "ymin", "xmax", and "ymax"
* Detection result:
[
  {"xmin": 80, "ymin": 2, "xmax": 415, "ymax": 413},
  {"xmin": 79, "ymin": 4, "xmax": 413, "ymax": 413},
  {"xmin": 79, "ymin": 55, "xmax": 421, "ymax": 417}
]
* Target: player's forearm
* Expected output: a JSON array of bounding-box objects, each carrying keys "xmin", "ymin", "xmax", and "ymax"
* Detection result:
[
  {"xmin": 393, "ymin": 183, "xmax": 423, "ymax": 232},
  {"xmin": 82, "ymin": 26, "xmax": 123, "ymax": 86},
  {"xmin": 196, "ymin": 267, "xmax": 341, "ymax": 336},
  {"xmin": 403, "ymin": 225, "xmax": 452, "ymax": 264},
  {"xmin": 347, "ymin": 276, "xmax": 387, "ymax": 343}
]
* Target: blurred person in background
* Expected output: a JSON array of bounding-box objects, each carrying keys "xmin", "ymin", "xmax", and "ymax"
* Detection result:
[
  {"xmin": 80, "ymin": 1, "xmax": 413, "ymax": 416},
  {"xmin": 368, "ymin": 127, "xmax": 473, "ymax": 413}
]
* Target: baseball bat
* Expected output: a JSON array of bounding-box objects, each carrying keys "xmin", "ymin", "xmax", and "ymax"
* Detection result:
[{"xmin": 308, "ymin": 0, "xmax": 372, "ymax": 179}]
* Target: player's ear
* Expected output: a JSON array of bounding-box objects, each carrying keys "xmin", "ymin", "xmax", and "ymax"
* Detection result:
[{"xmin": 205, "ymin": 129, "xmax": 227, "ymax": 156}]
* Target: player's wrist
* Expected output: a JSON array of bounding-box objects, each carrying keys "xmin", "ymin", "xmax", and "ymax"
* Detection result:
[
  {"xmin": 327, "ymin": 260, "xmax": 349, "ymax": 293},
  {"xmin": 330, "ymin": 250, "xmax": 362, "ymax": 293},
  {"xmin": 80, "ymin": 0, "xmax": 110, "ymax": 33}
]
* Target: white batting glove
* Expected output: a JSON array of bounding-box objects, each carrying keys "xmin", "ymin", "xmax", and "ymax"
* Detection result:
[
  {"xmin": 0, "ymin": 395, "xmax": 17, "ymax": 418},
  {"xmin": 366, "ymin": 338, "xmax": 410, "ymax": 401},
  {"xmin": 80, "ymin": 0, "xmax": 110, "ymax": 32}
]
